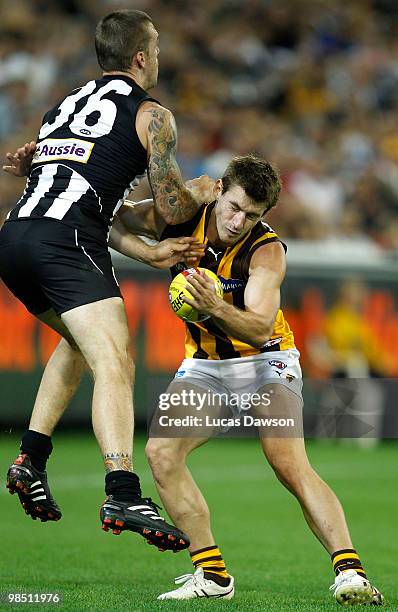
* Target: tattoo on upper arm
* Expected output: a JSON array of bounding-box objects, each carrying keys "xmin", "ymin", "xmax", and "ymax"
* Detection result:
[
  {"xmin": 146, "ymin": 107, "xmax": 197, "ymax": 223},
  {"xmin": 103, "ymin": 452, "xmax": 132, "ymax": 473}
]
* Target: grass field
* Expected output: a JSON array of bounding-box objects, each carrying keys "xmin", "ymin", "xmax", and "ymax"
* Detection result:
[{"xmin": 0, "ymin": 432, "xmax": 397, "ymax": 611}]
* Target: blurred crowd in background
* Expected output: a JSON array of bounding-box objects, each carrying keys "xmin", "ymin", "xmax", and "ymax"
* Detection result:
[
  {"xmin": 1, "ymin": 0, "xmax": 398, "ymax": 248},
  {"xmin": 1, "ymin": 0, "xmax": 397, "ymax": 431}
]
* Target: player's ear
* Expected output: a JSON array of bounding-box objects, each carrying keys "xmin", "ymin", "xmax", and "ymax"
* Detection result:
[
  {"xmin": 136, "ymin": 50, "xmax": 146, "ymax": 69},
  {"xmin": 214, "ymin": 179, "xmax": 223, "ymax": 199}
]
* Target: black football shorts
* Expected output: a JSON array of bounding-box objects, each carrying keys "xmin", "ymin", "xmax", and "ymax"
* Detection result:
[{"xmin": 0, "ymin": 218, "xmax": 122, "ymax": 316}]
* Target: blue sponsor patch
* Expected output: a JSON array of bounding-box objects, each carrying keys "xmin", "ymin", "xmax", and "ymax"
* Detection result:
[
  {"xmin": 218, "ymin": 276, "xmax": 245, "ymax": 293},
  {"xmin": 175, "ymin": 370, "xmax": 186, "ymax": 378}
]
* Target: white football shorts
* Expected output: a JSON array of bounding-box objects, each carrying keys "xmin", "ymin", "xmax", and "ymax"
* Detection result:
[{"xmin": 173, "ymin": 349, "xmax": 303, "ymax": 415}]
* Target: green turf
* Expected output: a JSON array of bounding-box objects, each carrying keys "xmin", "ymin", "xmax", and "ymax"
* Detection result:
[{"xmin": 0, "ymin": 433, "xmax": 397, "ymax": 611}]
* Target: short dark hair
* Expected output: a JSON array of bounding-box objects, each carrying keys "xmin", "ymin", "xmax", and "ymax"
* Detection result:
[
  {"xmin": 95, "ymin": 9, "xmax": 153, "ymax": 72},
  {"xmin": 222, "ymin": 155, "xmax": 281, "ymax": 212}
]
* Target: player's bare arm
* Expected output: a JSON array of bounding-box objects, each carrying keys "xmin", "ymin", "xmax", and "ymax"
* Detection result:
[
  {"xmin": 117, "ymin": 199, "xmax": 165, "ymax": 240},
  {"xmin": 109, "ymin": 214, "xmax": 204, "ymax": 269},
  {"xmin": 136, "ymin": 102, "xmax": 214, "ymax": 224},
  {"xmin": 185, "ymin": 241, "xmax": 286, "ymax": 348},
  {"xmin": 2, "ymin": 141, "xmax": 36, "ymax": 177},
  {"xmin": 117, "ymin": 179, "xmax": 209, "ymax": 239}
]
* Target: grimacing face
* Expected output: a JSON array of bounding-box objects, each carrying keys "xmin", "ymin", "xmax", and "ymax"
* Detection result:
[
  {"xmin": 214, "ymin": 183, "xmax": 266, "ymax": 246},
  {"xmin": 143, "ymin": 23, "xmax": 159, "ymax": 89}
]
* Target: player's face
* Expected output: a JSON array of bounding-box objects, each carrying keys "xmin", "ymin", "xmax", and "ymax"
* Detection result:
[
  {"xmin": 143, "ymin": 24, "xmax": 159, "ymax": 89},
  {"xmin": 215, "ymin": 184, "xmax": 266, "ymax": 246}
]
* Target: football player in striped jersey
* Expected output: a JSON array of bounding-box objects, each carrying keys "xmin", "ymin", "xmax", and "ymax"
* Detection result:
[
  {"xmin": 113, "ymin": 154, "xmax": 383, "ymax": 604},
  {"xmin": 1, "ymin": 8, "xmax": 215, "ymax": 552}
]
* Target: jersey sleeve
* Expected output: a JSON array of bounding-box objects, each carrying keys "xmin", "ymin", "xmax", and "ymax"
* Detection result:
[
  {"xmin": 238, "ymin": 225, "xmax": 287, "ymax": 282},
  {"xmin": 249, "ymin": 233, "xmax": 287, "ymax": 256}
]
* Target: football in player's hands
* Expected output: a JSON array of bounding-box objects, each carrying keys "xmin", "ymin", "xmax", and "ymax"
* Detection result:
[{"xmin": 168, "ymin": 268, "xmax": 223, "ymax": 322}]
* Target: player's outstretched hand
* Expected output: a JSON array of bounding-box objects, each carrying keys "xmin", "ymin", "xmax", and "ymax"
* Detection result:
[
  {"xmin": 3, "ymin": 141, "xmax": 36, "ymax": 177},
  {"xmin": 185, "ymin": 175, "xmax": 215, "ymax": 204},
  {"xmin": 151, "ymin": 237, "xmax": 205, "ymax": 269}
]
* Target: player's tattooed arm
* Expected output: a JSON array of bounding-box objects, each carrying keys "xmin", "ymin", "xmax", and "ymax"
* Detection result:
[
  {"xmin": 144, "ymin": 106, "xmax": 214, "ymax": 224},
  {"xmin": 103, "ymin": 452, "xmax": 132, "ymax": 473}
]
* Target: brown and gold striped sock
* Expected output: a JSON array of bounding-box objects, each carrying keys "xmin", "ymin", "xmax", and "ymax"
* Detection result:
[
  {"xmin": 332, "ymin": 549, "xmax": 367, "ymax": 578},
  {"xmin": 190, "ymin": 545, "xmax": 230, "ymax": 587}
]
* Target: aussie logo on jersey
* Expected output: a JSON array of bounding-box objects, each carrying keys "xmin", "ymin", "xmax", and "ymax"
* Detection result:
[{"xmin": 33, "ymin": 138, "xmax": 94, "ymax": 165}]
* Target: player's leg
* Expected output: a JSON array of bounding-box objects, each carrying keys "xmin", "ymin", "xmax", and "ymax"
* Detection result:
[
  {"xmin": 30, "ymin": 309, "xmax": 87, "ymax": 435},
  {"xmin": 255, "ymin": 383, "xmax": 383, "ymax": 605},
  {"xmin": 146, "ymin": 380, "xmax": 234, "ymax": 600},
  {"xmin": 61, "ymin": 296, "xmax": 189, "ymax": 551},
  {"xmin": 146, "ymin": 434, "xmax": 213, "ymax": 552},
  {"xmin": 1, "ymin": 224, "xmax": 88, "ymax": 518},
  {"xmin": 7, "ymin": 309, "xmax": 86, "ymax": 522},
  {"xmin": 254, "ymin": 384, "xmax": 350, "ymax": 552},
  {"xmin": 61, "ymin": 297, "xmax": 134, "ymax": 461}
]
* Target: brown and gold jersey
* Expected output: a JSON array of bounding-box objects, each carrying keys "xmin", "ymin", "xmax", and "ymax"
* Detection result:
[{"xmin": 161, "ymin": 202, "xmax": 295, "ymax": 360}]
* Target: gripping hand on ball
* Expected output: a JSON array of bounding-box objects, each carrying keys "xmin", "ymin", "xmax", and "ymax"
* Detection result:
[{"xmin": 184, "ymin": 271, "xmax": 223, "ymax": 315}]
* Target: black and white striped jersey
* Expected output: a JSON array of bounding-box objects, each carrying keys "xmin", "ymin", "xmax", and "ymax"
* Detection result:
[{"xmin": 6, "ymin": 74, "xmax": 157, "ymax": 245}]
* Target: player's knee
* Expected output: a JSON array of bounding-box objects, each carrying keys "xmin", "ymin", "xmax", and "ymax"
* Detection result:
[
  {"xmin": 90, "ymin": 348, "xmax": 134, "ymax": 383},
  {"xmin": 269, "ymin": 456, "xmax": 310, "ymax": 494},
  {"xmin": 145, "ymin": 439, "xmax": 185, "ymax": 480},
  {"xmin": 273, "ymin": 462, "xmax": 299, "ymax": 491},
  {"xmin": 62, "ymin": 339, "xmax": 87, "ymax": 371}
]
